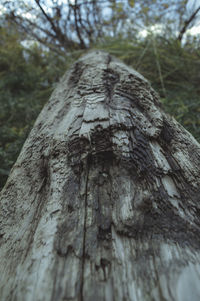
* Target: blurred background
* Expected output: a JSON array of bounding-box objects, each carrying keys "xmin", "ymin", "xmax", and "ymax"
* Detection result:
[{"xmin": 0, "ymin": 0, "xmax": 200, "ymax": 189}]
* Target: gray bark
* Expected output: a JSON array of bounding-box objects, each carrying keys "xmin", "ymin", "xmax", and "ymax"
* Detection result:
[{"xmin": 1, "ymin": 51, "xmax": 200, "ymax": 301}]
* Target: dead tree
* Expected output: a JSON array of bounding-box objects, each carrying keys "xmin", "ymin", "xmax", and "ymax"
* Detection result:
[{"xmin": 1, "ymin": 51, "xmax": 200, "ymax": 301}]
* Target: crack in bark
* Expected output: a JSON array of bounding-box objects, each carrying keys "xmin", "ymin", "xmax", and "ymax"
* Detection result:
[
  {"xmin": 80, "ymin": 157, "xmax": 90, "ymax": 301},
  {"xmin": 23, "ymin": 157, "xmax": 49, "ymax": 261}
]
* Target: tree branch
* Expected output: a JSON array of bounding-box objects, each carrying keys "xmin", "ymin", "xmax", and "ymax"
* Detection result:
[
  {"xmin": 178, "ymin": 5, "xmax": 200, "ymax": 41},
  {"xmin": 71, "ymin": 0, "xmax": 87, "ymax": 48},
  {"xmin": 34, "ymin": 0, "xmax": 77, "ymax": 50}
]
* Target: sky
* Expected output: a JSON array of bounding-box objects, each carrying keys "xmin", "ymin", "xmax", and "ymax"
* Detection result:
[{"xmin": 139, "ymin": 24, "xmax": 200, "ymax": 38}]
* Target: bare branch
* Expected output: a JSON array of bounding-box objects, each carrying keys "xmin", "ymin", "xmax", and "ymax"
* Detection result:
[
  {"xmin": 178, "ymin": 5, "xmax": 200, "ymax": 41},
  {"xmin": 71, "ymin": 0, "xmax": 87, "ymax": 48},
  {"xmin": 34, "ymin": 0, "xmax": 76, "ymax": 50}
]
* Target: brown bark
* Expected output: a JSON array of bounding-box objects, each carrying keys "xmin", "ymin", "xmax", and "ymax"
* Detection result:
[{"xmin": 1, "ymin": 51, "xmax": 200, "ymax": 301}]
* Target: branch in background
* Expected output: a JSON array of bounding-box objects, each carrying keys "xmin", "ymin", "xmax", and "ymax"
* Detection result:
[
  {"xmin": 77, "ymin": 5, "xmax": 94, "ymax": 44},
  {"xmin": 11, "ymin": 16, "xmax": 65, "ymax": 55},
  {"xmin": 71, "ymin": 0, "xmax": 86, "ymax": 48},
  {"xmin": 178, "ymin": 5, "xmax": 200, "ymax": 41},
  {"xmin": 7, "ymin": 7, "xmax": 80, "ymax": 52},
  {"xmin": 11, "ymin": 13, "xmax": 57, "ymax": 41},
  {"xmin": 34, "ymin": 0, "xmax": 79, "ymax": 50},
  {"xmin": 3, "ymin": 0, "xmax": 200, "ymax": 53}
]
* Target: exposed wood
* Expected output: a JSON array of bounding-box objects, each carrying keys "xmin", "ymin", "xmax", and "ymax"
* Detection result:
[{"xmin": 1, "ymin": 51, "xmax": 200, "ymax": 301}]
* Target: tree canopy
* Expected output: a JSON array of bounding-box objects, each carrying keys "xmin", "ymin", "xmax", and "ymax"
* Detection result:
[{"xmin": 3, "ymin": 0, "xmax": 200, "ymax": 52}]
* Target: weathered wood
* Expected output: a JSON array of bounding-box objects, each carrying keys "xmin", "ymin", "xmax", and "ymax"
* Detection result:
[{"xmin": 1, "ymin": 51, "xmax": 200, "ymax": 301}]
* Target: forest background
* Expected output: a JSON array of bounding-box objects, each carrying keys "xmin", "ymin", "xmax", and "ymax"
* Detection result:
[{"xmin": 0, "ymin": 0, "xmax": 200, "ymax": 189}]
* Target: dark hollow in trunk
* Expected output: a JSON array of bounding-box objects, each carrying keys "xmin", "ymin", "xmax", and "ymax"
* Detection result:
[{"xmin": 1, "ymin": 51, "xmax": 200, "ymax": 301}]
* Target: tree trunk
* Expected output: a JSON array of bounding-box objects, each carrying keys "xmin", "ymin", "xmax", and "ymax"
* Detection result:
[{"xmin": 1, "ymin": 51, "xmax": 200, "ymax": 301}]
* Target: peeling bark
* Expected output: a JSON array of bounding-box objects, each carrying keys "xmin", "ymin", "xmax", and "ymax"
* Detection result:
[{"xmin": 1, "ymin": 51, "xmax": 200, "ymax": 301}]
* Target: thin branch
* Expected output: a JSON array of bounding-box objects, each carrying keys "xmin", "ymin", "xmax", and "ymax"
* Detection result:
[
  {"xmin": 34, "ymin": 0, "xmax": 74, "ymax": 49},
  {"xmin": 34, "ymin": 0, "xmax": 58, "ymax": 34},
  {"xmin": 178, "ymin": 5, "xmax": 200, "ymax": 41},
  {"xmin": 13, "ymin": 14, "xmax": 57, "ymax": 40},
  {"xmin": 72, "ymin": 0, "xmax": 86, "ymax": 48}
]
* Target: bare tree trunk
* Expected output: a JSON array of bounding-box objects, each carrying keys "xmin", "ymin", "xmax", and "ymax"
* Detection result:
[{"xmin": 1, "ymin": 51, "xmax": 200, "ymax": 301}]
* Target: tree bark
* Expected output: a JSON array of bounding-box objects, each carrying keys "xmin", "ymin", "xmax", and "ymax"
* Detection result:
[{"xmin": 1, "ymin": 51, "xmax": 200, "ymax": 301}]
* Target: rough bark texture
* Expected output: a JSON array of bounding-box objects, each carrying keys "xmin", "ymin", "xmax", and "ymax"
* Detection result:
[{"xmin": 1, "ymin": 51, "xmax": 200, "ymax": 301}]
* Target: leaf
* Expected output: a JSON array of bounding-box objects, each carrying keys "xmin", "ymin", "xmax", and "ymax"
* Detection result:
[
  {"xmin": 162, "ymin": 3, "xmax": 169, "ymax": 9},
  {"xmin": 128, "ymin": 0, "xmax": 135, "ymax": 8},
  {"xmin": 117, "ymin": 2, "xmax": 123, "ymax": 13},
  {"xmin": 142, "ymin": 6, "xmax": 149, "ymax": 14}
]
